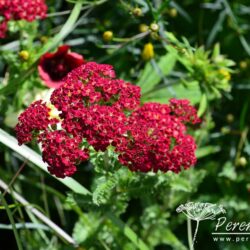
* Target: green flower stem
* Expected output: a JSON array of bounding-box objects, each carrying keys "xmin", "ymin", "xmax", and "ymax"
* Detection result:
[
  {"xmin": 0, "ymin": 192, "xmax": 23, "ymax": 250},
  {"xmin": 112, "ymin": 31, "xmax": 149, "ymax": 43},
  {"xmin": 192, "ymin": 220, "xmax": 200, "ymax": 248},
  {"xmin": 38, "ymin": 1, "xmax": 83, "ymax": 58},
  {"xmin": 187, "ymin": 217, "xmax": 194, "ymax": 250},
  {"xmin": 235, "ymin": 127, "xmax": 249, "ymax": 165}
]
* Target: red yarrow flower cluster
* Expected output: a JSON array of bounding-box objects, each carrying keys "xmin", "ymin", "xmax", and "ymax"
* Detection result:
[
  {"xmin": 116, "ymin": 102, "xmax": 199, "ymax": 173},
  {"xmin": 15, "ymin": 62, "xmax": 200, "ymax": 178},
  {"xmin": 38, "ymin": 131, "xmax": 89, "ymax": 178},
  {"xmin": 15, "ymin": 100, "xmax": 58, "ymax": 145},
  {"xmin": 0, "ymin": 0, "xmax": 47, "ymax": 38},
  {"xmin": 62, "ymin": 105, "xmax": 127, "ymax": 151}
]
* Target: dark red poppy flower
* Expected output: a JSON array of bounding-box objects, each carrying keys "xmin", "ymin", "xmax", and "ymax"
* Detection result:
[{"xmin": 38, "ymin": 45, "xmax": 85, "ymax": 88}]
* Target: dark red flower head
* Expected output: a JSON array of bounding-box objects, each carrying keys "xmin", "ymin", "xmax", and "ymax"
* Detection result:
[
  {"xmin": 15, "ymin": 61, "xmax": 200, "ymax": 178},
  {"xmin": 15, "ymin": 100, "xmax": 58, "ymax": 145},
  {"xmin": 38, "ymin": 130, "xmax": 89, "ymax": 178},
  {"xmin": 0, "ymin": 0, "xmax": 47, "ymax": 38},
  {"xmin": 38, "ymin": 45, "xmax": 85, "ymax": 88},
  {"xmin": 115, "ymin": 101, "xmax": 200, "ymax": 173}
]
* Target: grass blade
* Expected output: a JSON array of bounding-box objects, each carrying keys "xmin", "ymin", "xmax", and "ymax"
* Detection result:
[
  {"xmin": 0, "ymin": 179, "xmax": 77, "ymax": 246},
  {"xmin": 206, "ymin": 10, "xmax": 226, "ymax": 47},
  {"xmin": 0, "ymin": 192, "xmax": 23, "ymax": 250}
]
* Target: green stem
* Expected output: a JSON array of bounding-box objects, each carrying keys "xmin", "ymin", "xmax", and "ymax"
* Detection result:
[
  {"xmin": 187, "ymin": 217, "xmax": 194, "ymax": 250},
  {"xmin": 0, "ymin": 179, "xmax": 77, "ymax": 246},
  {"xmin": 192, "ymin": 220, "xmax": 200, "ymax": 248},
  {"xmin": 0, "ymin": 192, "xmax": 23, "ymax": 250},
  {"xmin": 38, "ymin": 1, "xmax": 83, "ymax": 57}
]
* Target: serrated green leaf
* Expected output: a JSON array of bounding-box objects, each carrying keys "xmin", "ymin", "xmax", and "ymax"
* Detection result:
[{"xmin": 92, "ymin": 177, "xmax": 117, "ymax": 206}]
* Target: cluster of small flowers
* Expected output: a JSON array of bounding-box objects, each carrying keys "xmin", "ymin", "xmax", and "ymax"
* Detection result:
[
  {"xmin": 15, "ymin": 100, "xmax": 58, "ymax": 145},
  {"xmin": 15, "ymin": 62, "xmax": 200, "ymax": 178},
  {"xmin": 38, "ymin": 131, "xmax": 89, "ymax": 178},
  {"xmin": 116, "ymin": 103, "xmax": 200, "ymax": 173},
  {"xmin": 51, "ymin": 62, "xmax": 140, "ymax": 112},
  {"xmin": 0, "ymin": 0, "xmax": 47, "ymax": 38}
]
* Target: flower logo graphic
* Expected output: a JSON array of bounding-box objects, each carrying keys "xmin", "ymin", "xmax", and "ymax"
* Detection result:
[{"xmin": 176, "ymin": 202, "xmax": 226, "ymax": 247}]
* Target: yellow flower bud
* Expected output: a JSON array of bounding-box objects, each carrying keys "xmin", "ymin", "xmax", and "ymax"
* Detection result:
[
  {"xmin": 237, "ymin": 157, "xmax": 247, "ymax": 167},
  {"xmin": 218, "ymin": 68, "xmax": 231, "ymax": 81},
  {"xmin": 139, "ymin": 24, "xmax": 148, "ymax": 33},
  {"xmin": 142, "ymin": 43, "xmax": 154, "ymax": 61},
  {"xmin": 19, "ymin": 50, "xmax": 29, "ymax": 60},
  {"xmin": 168, "ymin": 8, "xmax": 178, "ymax": 18},
  {"xmin": 103, "ymin": 31, "xmax": 113, "ymax": 42},
  {"xmin": 132, "ymin": 7, "xmax": 142, "ymax": 17},
  {"xmin": 240, "ymin": 60, "xmax": 248, "ymax": 69},
  {"xmin": 226, "ymin": 114, "xmax": 234, "ymax": 123},
  {"xmin": 150, "ymin": 23, "xmax": 159, "ymax": 32}
]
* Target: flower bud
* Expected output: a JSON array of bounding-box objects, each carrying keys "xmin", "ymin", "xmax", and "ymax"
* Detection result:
[
  {"xmin": 103, "ymin": 30, "xmax": 113, "ymax": 42},
  {"xmin": 19, "ymin": 50, "xmax": 29, "ymax": 60},
  {"xmin": 150, "ymin": 23, "xmax": 159, "ymax": 32},
  {"xmin": 168, "ymin": 8, "xmax": 178, "ymax": 18},
  {"xmin": 132, "ymin": 7, "xmax": 142, "ymax": 17},
  {"xmin": 226, "ymin": 114, "xmax": 234, "ymax": 123},
  {"xmin": 237, "ymin": 157, "xmax": 247, "ymax": 167},
  {"xmin": 139, "ymin": 24, "xmax": 148, "ymax": 33},
  {"xmin": 142, "ymin": 43, "xmax": 154, "ymax": 61},
  {"xmin": 240, "ymin": 60, "xmax": 248, "ymax": 69}
]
